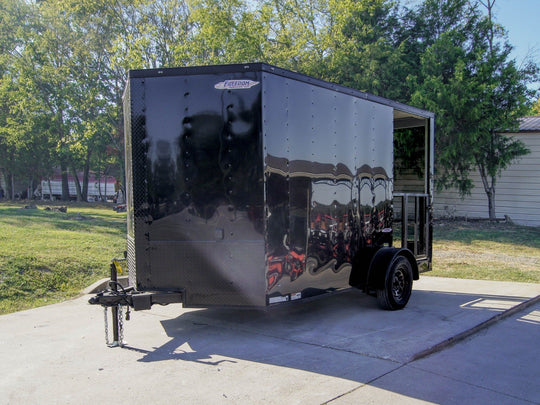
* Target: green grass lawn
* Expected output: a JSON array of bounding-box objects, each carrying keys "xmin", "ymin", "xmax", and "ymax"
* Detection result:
[
  {"xmin": 1, "ymin": 202, "xmax": 539, "ymax": 315},
  {"xmin": 0, "ymin": 202, "xmax": 126, "ymax": 314},
  {"xmin": 432, "ymin": 220, "xmax": 540, "ymax": 283}
]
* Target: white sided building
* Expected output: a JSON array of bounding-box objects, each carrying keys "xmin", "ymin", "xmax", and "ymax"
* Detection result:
[
  {"xmin": 40, "ymin": 170, "xmax": 118, "ymax": 202},
  {"xmin": 433, "ymin": 116, "xmax": 540, "ymax": 227}
]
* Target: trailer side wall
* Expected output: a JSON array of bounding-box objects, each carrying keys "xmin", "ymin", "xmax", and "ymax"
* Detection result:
[{"xmin": 262, "ymin": 72, "xmax": 394, "ymax": 302}]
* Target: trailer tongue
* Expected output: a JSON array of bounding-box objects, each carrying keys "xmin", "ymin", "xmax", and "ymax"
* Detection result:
[{"xmin": 90, "ymin": 63, "xmax": 434, "ymax": 346}]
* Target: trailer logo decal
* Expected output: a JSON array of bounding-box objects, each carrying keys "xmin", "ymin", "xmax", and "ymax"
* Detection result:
[{"xmin": 214, "ymin": 80, "xmax": 260, "ymax": 90}]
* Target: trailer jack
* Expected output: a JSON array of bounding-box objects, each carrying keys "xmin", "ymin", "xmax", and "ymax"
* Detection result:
[{"xmin": 88, "ymin": 258, "xmax": 183, "ymax": 347}]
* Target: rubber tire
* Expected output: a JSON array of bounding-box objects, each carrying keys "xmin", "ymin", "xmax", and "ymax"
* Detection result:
[{"xmin": 376, "ymin": 255, "xmax": 413, "ymax": 310}]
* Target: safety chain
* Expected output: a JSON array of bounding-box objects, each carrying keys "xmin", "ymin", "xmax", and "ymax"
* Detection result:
[
  {"xmin": 104, "ymin": 307, "xmax": 110, "ymax": 346},
  {"xmin": 118, "ymin": 305, "xmax": 124, "ymax": 346},
  {"xmin": 103, "ymin": 305, "xmax": 126, "ymax": 347}
]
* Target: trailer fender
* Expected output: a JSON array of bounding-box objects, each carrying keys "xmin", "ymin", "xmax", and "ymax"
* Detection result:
[{"xmin": 367, "ymin": 247, "xmax": 419, "ymax": 291}]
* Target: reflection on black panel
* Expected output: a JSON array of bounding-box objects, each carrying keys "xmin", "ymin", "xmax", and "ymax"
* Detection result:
[
  {"xmin": 262, "ymin": 73, "xmax": 394, "ymax": 296},
  {"xmin": 264, "ymin": 156, "xmax": 393, "ymax": 293},
  {"xmin": 135, "ymin": 74, "xmax": 264, "ymax": 238}
]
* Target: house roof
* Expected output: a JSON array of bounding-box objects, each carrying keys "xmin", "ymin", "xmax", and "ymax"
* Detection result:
[{"xmin": 518, "ymin": 116, "xmax": 540, "ymax": 132}]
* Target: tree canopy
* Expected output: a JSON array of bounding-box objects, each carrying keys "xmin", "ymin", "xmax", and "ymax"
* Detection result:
[
  {"xmin": 409, "ymin": 0, "xmax": 537, "ymax": 219},
  {"xmin": 0, "ymin": 0, "xmax": 538, "ymax": 216}
]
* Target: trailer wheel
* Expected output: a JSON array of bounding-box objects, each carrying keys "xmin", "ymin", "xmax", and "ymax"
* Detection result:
[{"xmin": 376, "ymin": 255, "xmax": 413, "ymax": 310}]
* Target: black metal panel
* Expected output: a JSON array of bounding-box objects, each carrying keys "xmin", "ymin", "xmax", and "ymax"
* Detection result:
[
  {"xmin": 126, "ymin": 70, "xmax": 266, "ymax": 306},
  {"xmin": 262, "ymin": 73, "xmax": 394, "ymax": 302}
]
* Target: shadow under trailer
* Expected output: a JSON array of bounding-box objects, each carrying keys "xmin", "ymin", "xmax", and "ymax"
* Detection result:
[{"xmin": 89, "ymin": 63, "xmax": 435, "ymax": 346}]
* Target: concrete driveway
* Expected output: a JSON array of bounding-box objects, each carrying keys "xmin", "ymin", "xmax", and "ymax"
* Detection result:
[{"xmin": 0, "ymin": 276, "xmax": 539, "ymax": 404}]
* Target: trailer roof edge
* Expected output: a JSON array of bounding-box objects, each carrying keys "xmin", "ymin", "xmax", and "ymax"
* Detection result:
[{"xmin": 127, "ymin": 63, "xmax": 434, "ymax": 120}]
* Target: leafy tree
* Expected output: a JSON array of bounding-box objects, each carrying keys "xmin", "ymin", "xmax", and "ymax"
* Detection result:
[
  {"xmin": 0, "ymin": 0, "xmax": 46, "ymax": 199},
  {"xmin": 109, "ymin": 0, "xmax": 192, "ymax": 71},
  {"xmin": 49, "ymin": 0, "xmax": 124, "ymax": 201},
  {"xmin": 14, "ymin": 0, "xmax": 129, "ymax": 201},
  {"xmin": 530, "ymin": 98, "xmax": 540, "ymax": 115},
  {"xmin": 2, "ymin": 0, "xmax": 537, "ymax": 212},
  {"xmin": 323, "ymin": 0, "xmax": 410, "ymax": 100},
  {"xmin": 15, "ymin": 1, "xmax": 85, "ymax": 200},
  {"xmin": 410, "ymin": 0, "xmax": 538, "ymax": 220},
  {"xmin": 399, "ymin": 0, "xmax": 478, "ymax": 101},
  {"xmin": 254, "ymin": 0, "xmax": 330, "ymax": 71}
]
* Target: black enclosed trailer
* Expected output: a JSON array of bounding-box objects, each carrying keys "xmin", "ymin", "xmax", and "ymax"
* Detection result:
[{"xmin": 91, "ymin": 63, "xmax": 434, "ymax": 342}]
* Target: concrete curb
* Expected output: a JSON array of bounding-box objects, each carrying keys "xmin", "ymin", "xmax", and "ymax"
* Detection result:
[{"xmin": 410, "ymin": 293, "xmax": 540, "ymax": 362}]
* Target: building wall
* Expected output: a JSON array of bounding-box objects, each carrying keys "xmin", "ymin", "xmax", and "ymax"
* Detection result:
[{"xmin": 433, "ymin": 132, "xmax": 540, "ymax": 227}]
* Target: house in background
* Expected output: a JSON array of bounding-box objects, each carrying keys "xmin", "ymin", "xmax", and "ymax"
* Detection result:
[
  {"xmin": 433, "ymin": 116, "xmax": 540, "ymax": 227},
  {"xmin": 39, "ymin": 169, "xmax": 117, "ymax": 201},
  {"xmin": 0, "ymin": 168, "xmax": 118, "ymax": 202}
]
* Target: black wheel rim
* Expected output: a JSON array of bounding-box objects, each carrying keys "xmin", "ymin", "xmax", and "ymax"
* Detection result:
[{"xmin": 391, "ymin": 266, "xmax": 409, "ymax": 302}]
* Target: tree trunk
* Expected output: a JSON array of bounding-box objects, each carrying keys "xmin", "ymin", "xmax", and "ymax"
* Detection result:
[
  {"xmin": 60, "ymin": 161, "xmax": 70, "ymax": 201},
  {"xmin": 10, "ymin": 172, "xmax": 15, "ymax": 200},
  {"xmin": 478, "ymin": 164, "xmax": 497, "ymax": 221},
  {"xmin": 70, "ymin": 166, "xmax": 84, "ymax": 202},
  {"xmin": 0, "ymin": 169, "xmax": 6, "ymax": 199},
  {"xmin": 487, "ymin": 187, "xmax": 496, "ymax": 221},
  {"xmin": 97, "ymin": 163, "xmax": 103, "ymax": 201},
  {"xmin": 28, "ymin": 177, "xmax": 33, "ymax": 200},
  {"xmin": 82, "ymin": 148, "xmax": 92, "ymax": 201},
  {"xmin": 47, "ymin": 178, "xmax": 53, "ymax": 200},
  {"xmin": 82, "ymin": 163, "xmax": 90, "ymax": 202}
]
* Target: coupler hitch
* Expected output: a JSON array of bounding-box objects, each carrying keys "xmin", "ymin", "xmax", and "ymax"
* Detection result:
[
  {"xmin": 88, "ymin": 258, "xmax": 130, "ymax": 347},
  {"xmin": 89, "ymin": 257, "xmax": 182, "ymax": 347}
]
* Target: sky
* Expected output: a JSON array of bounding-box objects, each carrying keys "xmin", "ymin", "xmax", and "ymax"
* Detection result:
[{"xmin": 492, "ymin": 0, "xmax": 540, "ymax": 69}]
